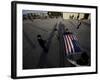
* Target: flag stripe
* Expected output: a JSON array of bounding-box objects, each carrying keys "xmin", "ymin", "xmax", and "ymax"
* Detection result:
[
  {"xmin": 63, "ymin": 36, "xmax": 68, "ymax": 54},
  {"xmin": 69, "ymin": 34, "xmax": 73, "ymax": 40},
  {"xmin": 65, "ymin": 35, "xmax": 72, "ymax": 54},
  {"xmin": 65, "ymin": 35, "xmax": 69, "ymax": 54},
  {"xmin": 68, "ymin": 35, "xmax": 75, "ymax": 53},
  {"xmin": 67, "ymin": 35, "xmax": 73, "ymax": 53},
  {"xmin": 63, "ymin": 33, "xmax": 81, "ymax": 55}
]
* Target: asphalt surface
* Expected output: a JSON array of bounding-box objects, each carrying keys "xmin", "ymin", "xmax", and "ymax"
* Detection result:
[{"xmin": 23, "ymin": 18, "xmax": 90, "ymax": 69}]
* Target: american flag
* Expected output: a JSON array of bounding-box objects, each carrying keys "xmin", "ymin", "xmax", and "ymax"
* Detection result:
[{"xmin": 63, "ymin": 34, "xmax": 81, "ymax": 55}]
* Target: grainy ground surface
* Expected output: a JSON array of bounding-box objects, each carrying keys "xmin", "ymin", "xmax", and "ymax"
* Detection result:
[{"xmin": 23, "ymin": 18, "xmax": 90, "ymax": 69}]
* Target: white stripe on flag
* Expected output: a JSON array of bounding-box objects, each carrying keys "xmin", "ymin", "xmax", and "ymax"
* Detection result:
[
  {"xmin": 64, "ymin": 35, "xmax": 69, "ymax": 54},
  {"xmin": 65, "ymin": 35, "xmax": 71, "ymax": 54},
  {"xmin": 70, "ymin": 34, "xmax": 74, "ymax": 40},
  {"xmin": 63, "ymin": 36, "xmax": 68, "ymax": 54},
  {"xmin": 67, "ymin": 35, "xmax": 75, "ymax": 53}
]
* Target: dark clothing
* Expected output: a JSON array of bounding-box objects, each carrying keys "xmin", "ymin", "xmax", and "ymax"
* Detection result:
[
  {"xmin": 37, "ymin": 39, "xmax": 45, "ymax": 48},
  {"xmin": 76, "ymin": 52, "xmax": 89, "ymax": 65},
  {"xmin": 37, "ymin": 38, "xmax": 48, "ymax": 52},
  {"xmin": 77, "ymin": 21, "xmax": 81, "ymax": 29},
  {"xmin": 63, "ymin": 31, "xmax": 72, "ymax": 35},
  {"xmin": 77, "ymin": 58, "xmax": 88, "ymax": 65}
]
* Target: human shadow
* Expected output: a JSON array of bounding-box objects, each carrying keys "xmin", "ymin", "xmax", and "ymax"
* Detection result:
[{"xmin": 37, "ymin": 23, "xmax": 57, "ymax": 68}]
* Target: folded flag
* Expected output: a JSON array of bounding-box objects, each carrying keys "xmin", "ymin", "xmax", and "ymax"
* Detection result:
[{"xmin": 63, "ymin": 33, "xmax": 81, "ymax": 55}]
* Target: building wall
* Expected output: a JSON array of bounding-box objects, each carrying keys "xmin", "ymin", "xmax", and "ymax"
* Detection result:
[
  {"xmin": 79, "ymin": 13, "xmax": 84, "ymax": 20},
  {"xmin": 63, "ymin": 13, "xmax": 90, "ymax": 20},
  {"xmin": 88, "ymin": 14, "xmax": 91, "ymax": 20},
  {"xmin": 63, "ymin": 13, "xmax": 71, "ymax": 19}
]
